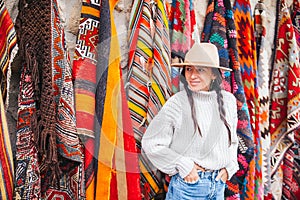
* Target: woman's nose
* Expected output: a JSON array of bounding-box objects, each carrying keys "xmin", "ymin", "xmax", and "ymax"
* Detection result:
[{"xmin": 190, "ymin": 69, "xmax": 198, "ymax": 78}]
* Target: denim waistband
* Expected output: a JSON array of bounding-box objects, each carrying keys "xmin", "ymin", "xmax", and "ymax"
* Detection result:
[{"xmin": 197, "ymin": 169, "xmax": 219, "ymax": 179}]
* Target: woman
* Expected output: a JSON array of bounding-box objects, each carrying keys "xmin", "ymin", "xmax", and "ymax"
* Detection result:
[{"xmin": 141, "ymin": 43, "xmax": 239, "ymax": 199}]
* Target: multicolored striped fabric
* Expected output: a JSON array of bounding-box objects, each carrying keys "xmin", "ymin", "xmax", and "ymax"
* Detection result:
[
  {"xmin": 0, "ymin": 90, "xmax": 13, "ymax": 200},
  {"xmin": 0, "ymin": 0, "xmax": 17, "ymax": 104},
  {"xmin": 254, "ymin": 1, "xmax": 272, "ymax": 198},
  {"xmin": 269, "ymin": 0, "xmax": 300, "ymax": 199},
  {"xmin": 73, "ymin": 1, "xmax": 101, "ymax": 199},
  {"xmin": 127, "ymin": 0, "xmax": 172, "ymax": 198},
  {"xmin": 168, "ymin": 0, "xmax": 197, "ymax": 93},
  {"xmin": 0, "ymin": 2, "xmax": 16, "ymax": 199},
  {"xmin": 94, "ymin": 0, "xmax": 141, "ymax": 199},
  {"xmin": 233, "ymin": 0, "xmax": 262, "ymax": 199},
  {"xmin": 15, "ymin": 0, "xmax": 85, "ymax": 199},
  {"xmin": 201, "ymin": 0, "xmax": 254, "ymax": 198}
]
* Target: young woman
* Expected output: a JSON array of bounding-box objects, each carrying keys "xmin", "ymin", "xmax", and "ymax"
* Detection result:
[{"xmin": 141, "ymin": 43, "xmax": 239, "ymax": 199}]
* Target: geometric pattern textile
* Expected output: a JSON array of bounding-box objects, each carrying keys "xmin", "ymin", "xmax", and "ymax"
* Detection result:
[
  {"xmin": 269, "ymin": 0, "xmax": 300, "ymax": 199},
  {"xmin": 14, "ymin": 0, "xmax": 85, "ymax": 199},
  {"xmin": 233, "ymin": 0, "xmax": 262, "ymax": 199},
  {"xmin": 201, "ymin": 0, "xmax": 254, "ymax": 198},
  {"xmin": 168, "ymin": 0, "xmax": 197, "ymax": 93},
  {"xmin": 254, "ymin": 1, "xmax": 272, "ymax": 198},
  {"xmin": 127, "ymin": 0, "xmax": 172, "ymax": 199},
  {"xmin": 0, "ymin": 1, "xmax": 16, "ymax": 198}
]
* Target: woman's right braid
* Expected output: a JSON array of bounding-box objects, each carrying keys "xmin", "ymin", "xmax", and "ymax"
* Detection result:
[{"xmin": 214, "ymin": 77, "xmax": 232, "ymax": 145}]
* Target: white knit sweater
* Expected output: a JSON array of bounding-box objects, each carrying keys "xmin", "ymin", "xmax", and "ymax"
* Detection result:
[{"xmin": 141, "ymin": 89, "xmax": 239, "ymax": 179}]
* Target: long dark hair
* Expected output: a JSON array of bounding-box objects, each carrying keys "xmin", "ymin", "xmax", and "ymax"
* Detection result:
[{"xmin": 180, "ymin": 67, "xmax": 232, "ymax": 145}]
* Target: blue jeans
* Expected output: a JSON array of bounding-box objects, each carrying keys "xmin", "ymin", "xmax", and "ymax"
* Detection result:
[{"xmin": 165, "ymin": 170, "xmax": 225, "ymax": 200}]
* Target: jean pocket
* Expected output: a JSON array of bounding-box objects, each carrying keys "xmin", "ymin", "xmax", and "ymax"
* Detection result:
[
  {"xmin": 219, "ymin": 178, "xmax": 226, "ymax": 184},
  {"xmin": 179, "ymin": 178, "xmax": 200, "ymax": 185}
]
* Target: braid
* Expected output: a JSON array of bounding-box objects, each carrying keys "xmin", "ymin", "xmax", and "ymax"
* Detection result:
[
  {"xmin": 212, "ymin": 69, "xmax": 232, "ymax": 146},
  {"xmin": 181, "ymin": 69, "xmax": 202, "ymax": 136}
]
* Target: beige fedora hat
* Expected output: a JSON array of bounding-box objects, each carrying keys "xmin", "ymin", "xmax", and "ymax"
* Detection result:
[{"xmin": 171, "ymin": 42, "xmax": 232, "ymax": 71}]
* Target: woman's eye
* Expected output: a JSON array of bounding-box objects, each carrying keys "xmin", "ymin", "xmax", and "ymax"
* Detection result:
[{"xmin": 186, "ymin": 67, "xmax": 192, "ymax": 71}]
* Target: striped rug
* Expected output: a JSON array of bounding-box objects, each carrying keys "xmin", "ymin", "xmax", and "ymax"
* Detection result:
[
  {"xmin": 94, "ymin": 0, "xmax": 141, "ymax": 199},
  {"xmin": 127, "ymin": 0, "xmax": 172, "ymax": 198},
  {"xmin": 0, "ymin": 0, "xmax": 17, "ymax": 104},
  {"xmin": 269, "ymin": 0, "xmax": 300, "ymax": 199},
  {"xmin": 73, "ymin": 1, "xmax": 101, "ymax": 199}
]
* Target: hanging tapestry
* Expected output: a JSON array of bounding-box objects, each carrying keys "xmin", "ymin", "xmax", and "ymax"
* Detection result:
[
  {"xmin": 14, "ymin": 0, "xmax": 85, "ymax": 199},
  {"xmin": 233, "ymin": 0, "xmax": 262, "ymax": 199},
  {"xmin": 73, "ymin": 1, "xmax": 101, "ymax": 199},
  {"xmin": 0, "ymin": 1, "xmax": 16, "ymax": 199},
  {"xmin": 254, "ymin": 1, "xmax": 272, "ymax": 198},
  {"xmin": 94, "ymin": 0, "xmax": 141, "ymax": 199},
  {"xmin": 269, "ymin": 0, "xmax": 300, "ymax": 199},
  {"xmin": 127, "ymin": 0, "xmax": 172, "ymax": 198},
  {"xmin": 201, "ymin": 0, "xmax": 254, "ymax": 199},
  {"xmin": 289, "ymin": 0, "xmax": 300, "ymax": 199},
  {"xmin": 168, "ymin": 0, "xmax": 197, "ymax": 93}
]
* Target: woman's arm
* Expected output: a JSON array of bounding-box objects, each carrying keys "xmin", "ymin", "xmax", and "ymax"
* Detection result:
[{"xmin": 141, "ymin": 96, "xmax": 194, "ymax": 178}]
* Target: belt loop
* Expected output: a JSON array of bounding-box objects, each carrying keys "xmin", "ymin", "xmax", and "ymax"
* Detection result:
[{"xmin": 200, "ymin": 171, "xmax": 204, "ymax": 179}]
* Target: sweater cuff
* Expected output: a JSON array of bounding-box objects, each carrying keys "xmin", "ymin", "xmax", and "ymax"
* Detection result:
[
  {"xmin": 225, "ymin": 160, "xmax": 239, "ymax": 180},
  {"xmin": 176, "ymin": 157, "xmax": 194, "ymax": 179}
]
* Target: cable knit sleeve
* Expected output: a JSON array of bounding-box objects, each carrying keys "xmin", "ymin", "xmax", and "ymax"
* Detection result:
[
  {"xmin": 224, "ymin": 93, "xmax": 239, "ymax": 179},
  {"xmin": 141, "ymin": 94, "xmax": 194, "ymax": 178}
]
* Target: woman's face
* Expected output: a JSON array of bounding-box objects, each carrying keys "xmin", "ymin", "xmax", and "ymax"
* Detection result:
[{"xmin": 185, "ymin": 66, "xmax": 216, "ymax": 92}]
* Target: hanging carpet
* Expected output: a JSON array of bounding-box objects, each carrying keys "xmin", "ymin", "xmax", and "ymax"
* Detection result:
[
  {"xmin": 73, "ymin": 0, "xmax": 101, "ymax": 199},
  {"xmin": 201, "ymin": 0, "xmax": 254, "ymax": 199},
  {"xmin": 269, "ymin": 0, "xmax": 300, "ymax": 199},
  {"xmin": 93, "ymin": 0, "xmax": 141, "ymax": 199},
  {"xmin": 14, "ymin": 0, "xmax": 85, "ymax": 199},
  {"xmin": 127, "ymin": 0, "xmax": 172, "ymax": 198},
  {"xmin": 254, "ymin": 0, "xmax": 272, "ymax": 198},
  {"xmin": 233, "ymin": 0, "xmax": 262, "ymax": 199},
  {"xmin": 168, "ymin": 0, "xmax": 197, "ymax": 93}
]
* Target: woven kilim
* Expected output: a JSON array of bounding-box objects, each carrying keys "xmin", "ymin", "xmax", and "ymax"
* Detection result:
[
  {"xmin": 269, "ymin": 0, "xmax": 300, "ymax": 199},
  {"xmin": 94, "ymin": 0, "xmax": 141, "ymax": 199},
  {"xmin": 0, "ymin": 1, "xmax": 16, "ymax": 199},
  {"xmin": 233, "ymin": 0, "xmax": 262, "ymax": 199},
  {"xmin": 168, "ymin": 0, "xmax": 197, "ymax": 93},
  {"xmin": 254, "ymin": 1, "xmax": 272, "ymax": 198},
  {"xmin": 290, "ymin": 1, "xmax": 300, "ymax": 198},
  {"xmin": 201, "ymin": 0, "xmax": 254, "ymax": 199},
  {"xmin": 73, "ymin": 1, "xmax": 101, "ymax": 199},
  {"xmin": 127, "ymin": 0, "xmax": 172, "ymax": 199},
  {"xmin": 15, "ymin": 0, "xmax": 85, "ymax": 199}
]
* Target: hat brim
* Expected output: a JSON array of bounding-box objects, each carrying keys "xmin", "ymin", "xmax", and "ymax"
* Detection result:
[{"xmin": 171, "ymin": 62, "xmax": 232, "ymax": 71}]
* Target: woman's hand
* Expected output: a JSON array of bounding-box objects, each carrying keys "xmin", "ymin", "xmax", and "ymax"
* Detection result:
[
  {"xmin": 215, "ymin": 168, "xmax": 228, "ymax": 183},
  {"xmin": 183, "ymin": 164, "xmax": 199, "ymax": 183}
]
